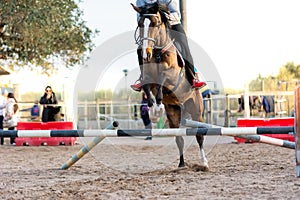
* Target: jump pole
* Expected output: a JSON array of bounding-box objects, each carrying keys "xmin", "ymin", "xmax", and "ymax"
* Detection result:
[
  {"xmin": 295, "ymin": 86, "xmax": 300, "ymax": 177},
  {"xmin": 61, "ymin": 121, "xmax": 119, "ymax": 170},
  {"xmin": 0, "ymin": 126, "xmax": 294, "ymax": 138},
  {"xmin": 182, "ymin": 119, "xmax": 295, "ymax": 149}
]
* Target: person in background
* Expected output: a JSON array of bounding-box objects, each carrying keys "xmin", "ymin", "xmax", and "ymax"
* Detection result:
[
  {"xmin": 152, "ymin": 103, "xmax": 165, "ymax": 129},
  {"xmin": 20, "ymin": 100, "xmax": 40, "ymax": 121},
  {"xmin": 39, "ymin": 86, "xmax": 59, "ymax": 122},
  {"xmin": 30, "ymin": 101, "xmax": 40, "ymax": 121},
  {"xmin": 0, "ymin": 89, "xmax": 8, "ymax": 145},
  {"xmin": 3, "ymin": 92, "xmax": 18, "ymax": 145},
  {"xmin": 140, "ymin": 92, "xmax": 152, "ymax": 140}
]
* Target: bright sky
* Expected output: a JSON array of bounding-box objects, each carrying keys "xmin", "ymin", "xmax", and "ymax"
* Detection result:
[{"xmin": 79, "ymin": 0, "xmax": 300, "ymax": 90}]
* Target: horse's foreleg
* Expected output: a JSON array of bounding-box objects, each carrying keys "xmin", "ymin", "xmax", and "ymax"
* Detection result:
[
  {"xmin": 156, "ymin": 85, "xmax": 163, "ymax": 105},
  {"xmin": 142, "ymin": 84, "xmax": 154, "ymax": 107},
  {"xmin": 156, "ymin": 74, "xmax": 166, "ymax": 105}
]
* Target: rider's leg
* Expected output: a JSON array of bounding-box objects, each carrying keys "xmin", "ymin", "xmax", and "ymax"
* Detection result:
[
  {"xmin": 130, "ymin": 48, "xmax": 143, "ymax": 92},
  {"xmin": 170, "ymin": 24, "xmax": 204, "ymax": 88}
]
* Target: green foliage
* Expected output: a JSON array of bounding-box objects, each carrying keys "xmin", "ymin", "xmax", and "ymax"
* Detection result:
[
  {"xmin": 224, "ymin": 88, "xmax": 243, "ymax": 95},
  {"xmin": 0, "ymin": 0, "xmax": 98, "ymax": 71},
  {"xmin": 249, "ymin": 62, "xmax": 300, "ymax": 92},
  {"xmin": 277, "ymin": 62, "xmax": 300, "ymax": 81}
]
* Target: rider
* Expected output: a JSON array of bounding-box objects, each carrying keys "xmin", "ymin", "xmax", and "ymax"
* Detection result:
[{"xmin": 131, "ymin": 0, "xmax": 205, "ymax": 91}]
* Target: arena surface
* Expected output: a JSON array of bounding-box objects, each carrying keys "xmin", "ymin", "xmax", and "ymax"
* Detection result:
[{"xmin": 0, "ymin": 136, "xmax": 300, "ymax": 199}]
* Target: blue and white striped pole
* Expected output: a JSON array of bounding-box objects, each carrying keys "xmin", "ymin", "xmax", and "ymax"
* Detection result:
[
  {"xmin": 61, "ymin": 121, "xmax": 119, "ymax": 170},
  {"xmin": 182, "ymin": 119, "xmax": 295, "ymax": 149}
]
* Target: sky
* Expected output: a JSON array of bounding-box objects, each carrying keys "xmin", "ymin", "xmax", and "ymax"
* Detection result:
[{"xmin": 78, "ymin": 0, "xmax": 300, "ymax": 90}]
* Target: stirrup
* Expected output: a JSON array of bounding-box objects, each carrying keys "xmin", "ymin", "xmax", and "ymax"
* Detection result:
[{"xmin": 130, "ymin": 81, "xmax": 142, "ymax": 92}]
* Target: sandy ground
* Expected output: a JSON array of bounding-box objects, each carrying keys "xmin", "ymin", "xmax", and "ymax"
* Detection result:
[{"xmin": 0, "ymin": 136, "xmax": 300, "ymax": 200}]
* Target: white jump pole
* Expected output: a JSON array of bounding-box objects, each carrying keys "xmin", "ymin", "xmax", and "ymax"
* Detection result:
[{"xmin": 0, "ymin": 126, "xmax": 294, "ymax": 138}]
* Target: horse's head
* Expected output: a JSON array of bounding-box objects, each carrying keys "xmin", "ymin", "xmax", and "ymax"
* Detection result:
[{"xmin": 132, "ymin": 3, "xmax": 169, "ymax": 62}]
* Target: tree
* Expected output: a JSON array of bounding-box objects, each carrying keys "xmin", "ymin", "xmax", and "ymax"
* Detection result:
[
  {"xmin": 0, "ymin": 0, "xmax": 97, "ymax": 71},
  {"xmin": 249, "ymin": 74, "xmax": 265, "ymax": 91},
  {"xmin": 249, "ymin": 62, "xmax": 300, "ymax": 92},
  {"xmin": 277, "ymin": 62, "xmax": 296, "ymax": 81},
  {"xmin": 277, "ymin": 62, "xmax": 300, "ymax": 80}
]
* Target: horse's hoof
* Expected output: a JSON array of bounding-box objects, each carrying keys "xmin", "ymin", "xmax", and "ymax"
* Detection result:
[
  {"xmin": 188, "ymin": 163, "xmax": 209, "ymax": 172},
  {"xmin": 178, "ymin": 163, "xmax": 185, "ymax": 168},
  {"xmin": 201, "ymin": 162, "xmax": 209, "ymax": 172},
  {"xmin": 202, "ymin": 165, "xmax": 209, "ymax": 172},
  {"xmin": 148, "ymin": 101, "xmax": 153, "ymax": 107}
]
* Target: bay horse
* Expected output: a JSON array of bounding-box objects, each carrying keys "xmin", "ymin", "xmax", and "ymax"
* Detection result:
[{"xmin": 132, "ymin": 3, "xmax": 209, "ymax": 170}]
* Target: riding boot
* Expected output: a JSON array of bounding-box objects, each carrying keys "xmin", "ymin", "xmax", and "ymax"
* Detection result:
[
  {"xmin": 185, "ymin": 62, "xmax": 207, "ymax": 89},
  {"xmin": 170, "ymin": 25, "xmax": 206, "ymax": 89},
  {"xmin": 185, "ymin": 65, "xmax": 195, "ymax": 86},
  {"xmin": 131, "ymin": 48, "xmax": 143, "ymax": 92}
]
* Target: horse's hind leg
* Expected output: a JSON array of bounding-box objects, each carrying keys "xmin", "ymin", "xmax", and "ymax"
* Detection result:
[
  {"xmin": 176, "ymin": 136, "xmax": 185, "ymax": 168},
  {"xmin": 196, "ymin": 135, "xmax": 209, "ymax": 170},
  {"xmin": 185, "ymin": 95, "xmax": 209, "ymax": 170},
  {"xmin": 165, "ymin": 104, "xmax": 185, "ymax": 168}
]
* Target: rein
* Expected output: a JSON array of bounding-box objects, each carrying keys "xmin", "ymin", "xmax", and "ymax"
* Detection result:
[{"xmin": 134, "ymin": 13, "xmax": 162, "ymax": 46}]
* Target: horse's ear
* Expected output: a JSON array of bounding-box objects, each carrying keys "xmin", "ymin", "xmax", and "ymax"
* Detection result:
[
  {"xmin": 153, "ymin": 2, "xmax": 159, "ymax": 11},
  {"xmin": 131, "ymin": 3, "xmax": 142, "ymax": 13}
]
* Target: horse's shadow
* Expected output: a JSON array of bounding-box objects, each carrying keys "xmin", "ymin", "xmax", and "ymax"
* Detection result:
[{"xmin": 141, "ymin": 163, "xmax": 209, "ymax": 177}]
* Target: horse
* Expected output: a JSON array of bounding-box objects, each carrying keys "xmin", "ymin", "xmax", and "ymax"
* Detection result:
[{"xmin": 131, "ymin": 3, "xmax": 209, "ymax": 170}]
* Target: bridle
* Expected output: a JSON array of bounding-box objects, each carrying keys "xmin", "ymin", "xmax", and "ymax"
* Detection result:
[{"xmin": 134, "ymin": 13, "xmax": 162, "ymax": 48}]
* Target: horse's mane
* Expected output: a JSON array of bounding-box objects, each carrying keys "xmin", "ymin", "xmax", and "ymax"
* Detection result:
[
  {"xmin": 158, "ymin": 5, "xmax": 171, "ymax": 28},
  {"xmin": 141, "ymin": 3, "xmax": 171, "ymax": 28}
]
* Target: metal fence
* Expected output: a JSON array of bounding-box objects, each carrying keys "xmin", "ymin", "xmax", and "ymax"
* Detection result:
[
  {"xmin": 76, "ymin": 92, "xmax": 294, "ymax": 129},
  {"xmin": 17, "ymin": 92, "xmax": 294, "ymax": 129}
]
